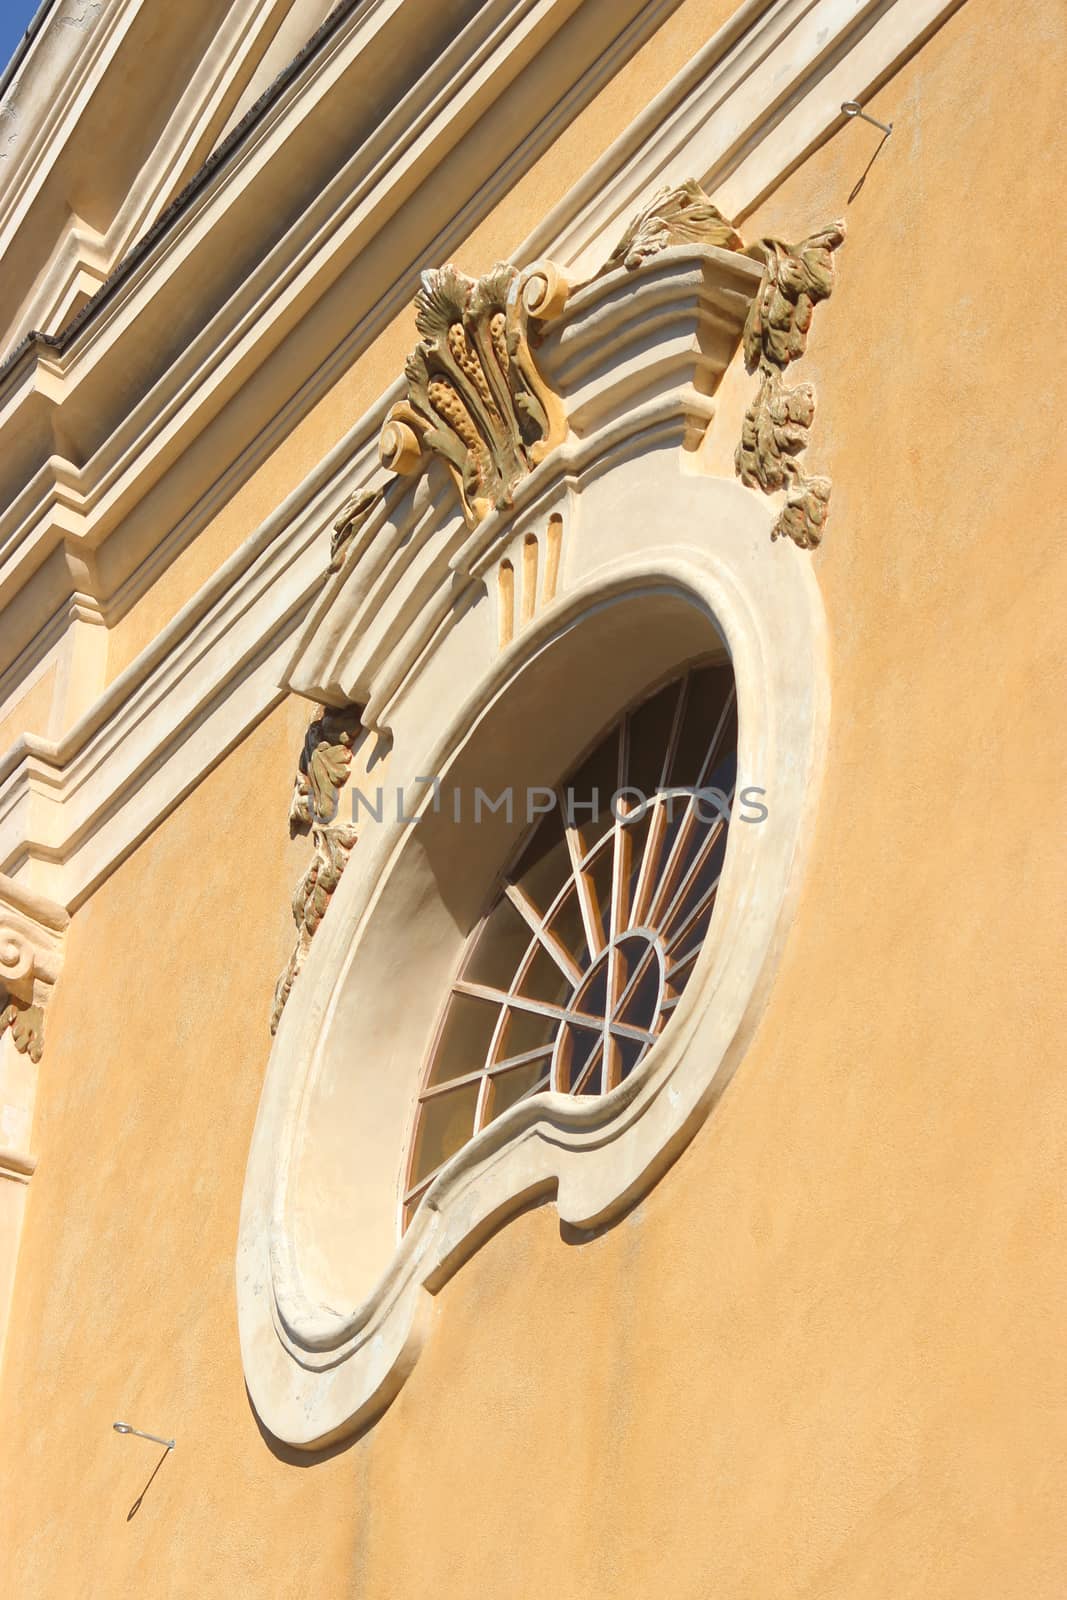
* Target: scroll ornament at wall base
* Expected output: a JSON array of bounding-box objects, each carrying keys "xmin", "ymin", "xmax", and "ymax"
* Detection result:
[{"xmin": 270, "ymin": 709, "xmax": 362, "ymax": 1034}]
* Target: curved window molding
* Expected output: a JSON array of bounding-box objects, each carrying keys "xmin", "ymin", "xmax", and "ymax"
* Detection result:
[{"xmin": 238, "ymin": 240, "xmax": 831, "ymax": 1447}]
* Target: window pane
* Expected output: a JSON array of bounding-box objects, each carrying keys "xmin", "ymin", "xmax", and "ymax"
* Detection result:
[
  {"xmin": 513, "ymin": 814, "xmax": 571, "ymax": 917},
  {"xmin": 407, "ymin": 661, "xmax": 739, "ymax": 1232},
  {"xmin": 487, "ymin": 1058, "xmax": 552, "ymax": 1121},
  {"xmin": 463, "ymin": 896, "xmax": 533, "ymax": 990},
  {"xmin": 516, "ymin": 940, "xmax": 574, "ymax": 1007},
  {"xmin": 427, "ymin": 992, "xmax": 500, "ymax": 1085},
  {"xmin": 410, "ymin": 1079, "xmax": 481, "ymax": 1185},
  {"xmin": 500, "ymin": 1004, "xmax": 560, "ymax": 1058}
]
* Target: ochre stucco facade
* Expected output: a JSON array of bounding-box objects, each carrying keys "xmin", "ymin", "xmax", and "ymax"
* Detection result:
[{"xmin": 0, "ymin": 0, "xmax": 1064, "ymax": 1595}]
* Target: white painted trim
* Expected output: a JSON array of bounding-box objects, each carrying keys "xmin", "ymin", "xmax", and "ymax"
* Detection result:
[
  {"xmin": 0, "ymin": 0, "xmax": 962, "ymax": 909},
  {"xmin": 0, "ymin": 1148, "xmax": 35, "ymax": 1183},
  {"xmin": 0, "ymin": 0, "xmax": 336, "ymax": 348},
  {"xmin": 0, "ymin": 0, "xmax": 145, "ymax": 261}
]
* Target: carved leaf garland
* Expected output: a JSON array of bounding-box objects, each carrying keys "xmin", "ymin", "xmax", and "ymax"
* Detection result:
[
  {"xmin": 735, "ymin": 222, "xmax": 846, "ymax": 548},
  {"xmin": 604, "ymin": 181, "xmax": 844, "ymax": 550},
  {"xmin": 330, "ymin": 487, "xmax": 381, "ymax": 573},
  {"xmin": 271, "ymin": 708, "xmax": 361, "ymax": 1034}
]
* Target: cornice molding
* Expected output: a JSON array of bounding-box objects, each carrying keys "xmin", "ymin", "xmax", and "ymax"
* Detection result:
[
  {"xmin": 520, "ymin": 0, "xmax": 966, "ymax": 274},
  {"xmin": 0, "ymin": 0, "xmax": 338, "ymax": 351},
  {"xmin": 0, "ymin": 0, "xmax": 960, "ymax": 910},
  {"xmin": 0, "ymin": 0, "xmax": 144, "ymax": 264},
  {"xmin": 0, "ymin": 0, "xmax": 678, "ymax": 673}
]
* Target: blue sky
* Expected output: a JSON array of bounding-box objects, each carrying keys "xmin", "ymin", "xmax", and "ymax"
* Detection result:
[{"xmin": 1, "ymin": 0, "xmax": 43, "ymax": 78}]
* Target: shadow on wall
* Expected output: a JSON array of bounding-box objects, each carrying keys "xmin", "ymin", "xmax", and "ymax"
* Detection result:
[{"xmin": 125, "ymin": 1445, "xmax": 171, "ymax": 1521}]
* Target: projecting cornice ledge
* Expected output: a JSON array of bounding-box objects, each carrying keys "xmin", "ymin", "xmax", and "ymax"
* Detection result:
[
  {"xmin": 383, "ymin": 181, "xmax": 844, "ymax": 542},
  {"xmin": 288, "ymin": 183, "xmax": 843, "ymax": 727}
]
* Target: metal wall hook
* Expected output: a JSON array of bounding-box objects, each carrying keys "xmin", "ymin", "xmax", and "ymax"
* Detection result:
[
  {"xmin": 841, "ymin": 101, "xmax": 893, "ymax": 137},
  {"xmin": 113, "ymin": 1421, "xmax": 176, "ymax": 1450}
]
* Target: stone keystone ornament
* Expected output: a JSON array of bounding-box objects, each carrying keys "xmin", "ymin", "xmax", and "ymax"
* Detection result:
[{"xmin": 380, "ymin": 261, "xmax": 568, "ymax": 527}]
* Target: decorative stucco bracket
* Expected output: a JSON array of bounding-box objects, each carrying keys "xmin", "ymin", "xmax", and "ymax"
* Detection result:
[
  {"xmin": 0, "ymin": 874, "xmax": 68, "ymax": 1068},
  {"xmin": 366, "ymin": 181, "xmax": 844, "ymax": 560}
]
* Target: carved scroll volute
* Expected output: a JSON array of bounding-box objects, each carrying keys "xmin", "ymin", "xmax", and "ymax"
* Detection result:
[{"xmin": 380, "ymin": 261, "xmax": 568, "ymax": 528}]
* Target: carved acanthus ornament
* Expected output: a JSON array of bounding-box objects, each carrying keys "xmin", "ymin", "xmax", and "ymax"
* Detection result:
[
  {"xmin": 380, "ymin": 262, "xmax": 568, "ymax": 527},
  {"xmin": 602, "ymin": 178, "xmax": 744, "ymax": 270},
  {"xmin": 329, "ymin": 185, "xmax": 843, "ymax": 599},
  {"xmin": 270, "ymin": 709, "xmax": 361, "ymax": 1034},
  {"xmin": 0, "ymin": 876, "xmax": 67, "ymax": 1065}
]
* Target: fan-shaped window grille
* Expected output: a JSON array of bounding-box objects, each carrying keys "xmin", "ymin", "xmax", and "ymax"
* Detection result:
[{"xmin": 403, "ymin": 663, "xmax": 737, "ymax": 1228}]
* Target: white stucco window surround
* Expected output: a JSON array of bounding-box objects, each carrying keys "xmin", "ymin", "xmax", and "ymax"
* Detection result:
[{"xmin": 237, "ymin": 245, "xmax": 831, "ymax": 1447}]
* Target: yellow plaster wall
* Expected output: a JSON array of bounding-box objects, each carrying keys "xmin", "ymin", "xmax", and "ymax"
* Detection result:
[
  {"xmin": 0, "ymin": 665, "xmax": 56, "ymax": 758},
  {"xmin": 2, "ymin": 0, "xmax": 1066, "ymax": 1595},
  {"xmin": 104, "ymin": 0, "xmax": 741, "ymax": 680}
]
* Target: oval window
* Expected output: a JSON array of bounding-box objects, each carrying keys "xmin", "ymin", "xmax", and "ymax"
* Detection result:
[{"xmin": 403, "ymin": 662, "xmax": 737, "ymax": 1227}]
